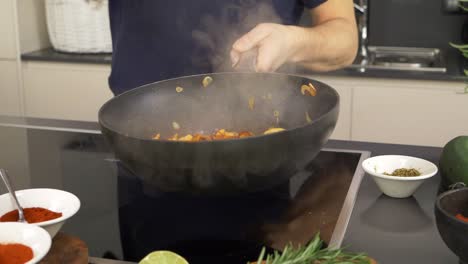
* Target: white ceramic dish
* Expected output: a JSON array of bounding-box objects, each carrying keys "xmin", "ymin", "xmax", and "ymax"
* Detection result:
[
  {"xmin": 0, "ymin": 222, "xmax": 51, "ymax": 264},
  {"xmin": 362, "ymin": 155, "xmax": 438, "ymax": 198},
  {"xmin": 0, "ymin": 188, "xmax": 80, "ymax": 237}
]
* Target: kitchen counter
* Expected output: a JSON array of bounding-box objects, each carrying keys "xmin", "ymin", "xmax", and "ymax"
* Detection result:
[
  {"xmin": 0, "ymin": 116, "xmax": 459, "ymax": 264},
  {"xmin": 21, "ymin": 48, "xmax": 467, "ymax": 82},
  {"xmin": 22, "ymin": 48, "xmax": 112, "ymax": 65},
  {"xmin": 326, "ymin": 140, "xmax": 457, "ymax": 264}
]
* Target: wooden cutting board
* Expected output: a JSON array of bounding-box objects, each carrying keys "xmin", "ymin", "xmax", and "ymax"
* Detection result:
[{"xmin": 39, "ymin": 232, "xmax": 88, "ymax": 264}]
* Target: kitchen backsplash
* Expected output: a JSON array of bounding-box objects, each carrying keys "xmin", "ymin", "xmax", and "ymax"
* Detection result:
[
  {"xmin": 369, "ymin": 0, "xmax": 466, "ymax": 50},
  {"xmin": 300, "ymin": 0, "xmax": 466, "ymax": 51}
]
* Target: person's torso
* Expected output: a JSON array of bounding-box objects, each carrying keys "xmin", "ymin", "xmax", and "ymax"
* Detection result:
[{"xmin": 108, "ymin": 0, "xmax": 307, "ymax": 95}]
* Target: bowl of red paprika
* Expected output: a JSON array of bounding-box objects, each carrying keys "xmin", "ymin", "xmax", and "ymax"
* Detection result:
[
  {"xmin": 0, "ymin": 188, "xmax": 80, "ymax": 238},
  {"xmin": 0, "ymin": 222, "xmax": 51, "ymax": 264},
  {"xmin": 435, "ymin": 187, "xmax": 468, "ymax": 264}
]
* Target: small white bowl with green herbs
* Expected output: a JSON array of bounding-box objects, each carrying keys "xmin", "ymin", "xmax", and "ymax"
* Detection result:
[{"xmin": 362, "ymin": 155, "xmax": 438, "ymax": 198}]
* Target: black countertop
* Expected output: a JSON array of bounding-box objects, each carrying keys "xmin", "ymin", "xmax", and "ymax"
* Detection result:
[
  {"xmin": 22, "ymin": 48, "xmax": 112, "ymax": 65},
  {"xmin": 21, "ymin": 48, "xmax": 468, "ymax": 82},
  {"xmin": 0, "ymin": 116, "xmax": 459, "ymax": 264},
  {"xmin": 326, "ymin": 140, "xmax": 457, "ymax": 264}
]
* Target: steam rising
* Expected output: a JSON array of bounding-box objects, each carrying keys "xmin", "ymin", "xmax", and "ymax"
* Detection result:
[
  {"xmin": 191, "ymin": 1, "xmax": 282, "ymax": 72},
  {"xmin": 189, "ymin": 1, "xmax": 300, "ymax": 131}
]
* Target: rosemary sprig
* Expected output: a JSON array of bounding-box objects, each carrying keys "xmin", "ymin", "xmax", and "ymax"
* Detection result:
[{"xmin": 251, "ymin": 234, "xmax": 371, "ymax": 264}]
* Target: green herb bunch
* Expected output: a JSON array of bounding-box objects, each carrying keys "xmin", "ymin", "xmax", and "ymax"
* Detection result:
[{"xmin": 252, "ymin": 234, "xmax": 372, "ymax": 264}]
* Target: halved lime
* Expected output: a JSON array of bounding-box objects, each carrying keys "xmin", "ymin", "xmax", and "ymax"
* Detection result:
[{"xmin": 139, "ymin": 251, "xmax": 189, "ymax": 264}]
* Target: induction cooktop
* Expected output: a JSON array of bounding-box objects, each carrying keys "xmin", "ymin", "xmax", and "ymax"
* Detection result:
[
  {"xmin": 98, "ymin": 149, "xmax": 369, "ymax": 264},
  {"xmin": 0, "ymin": 117, "xmax": 369, "ymax": 264}
]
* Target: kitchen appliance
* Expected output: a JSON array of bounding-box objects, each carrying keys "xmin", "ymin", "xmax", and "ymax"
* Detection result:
[
  {"xmin": 116, "ymin": 149, "xmax": 369, "ymax": 263},
  {"xmin": 0, "ymin": 119, "xmax": 371, "ymax": 263},
  {"xmin": 99, "ymin": 72, "xmax": 339, "ymax": 194}
]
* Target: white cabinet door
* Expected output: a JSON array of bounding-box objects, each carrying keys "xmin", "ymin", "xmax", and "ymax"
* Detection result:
[
  {"xmin": 306, "ymin": 75, "xmax": 353, "ymax": 141},
  {"xmin": 0, "ymin": 0, "xmax": 18, "ymax": 59},
  {"xmin": 0, "ymin": 60, "xmax": 21, "ymax": 116},
  {"xmin": 352, "ymin": 83, "xmax": 468, "ymax": 147},
  {"xmin": 23, "ymin": 62, "xmax": 114, "ymax": 122},
  {"xmin": 325, "ymin": 83, "xmax": 352, "ymax": 141}
]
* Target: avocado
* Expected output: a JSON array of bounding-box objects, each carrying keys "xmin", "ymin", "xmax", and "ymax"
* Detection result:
[{"xmin": 439, "ymin": 136, "xmax": 468, "ymax": 192}]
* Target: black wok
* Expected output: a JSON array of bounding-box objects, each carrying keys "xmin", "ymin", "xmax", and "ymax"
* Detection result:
[{"xmin": 99, "ymin": 72, "xmax": 339, "ymax": 194}]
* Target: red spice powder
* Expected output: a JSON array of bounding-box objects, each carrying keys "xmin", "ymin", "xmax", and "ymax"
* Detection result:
[
  {"xmin": 0, "ymin": 243, "xmax": 33, "ymax": 264},
  {"xmin": 0, "ymin": 207, "xmax": 62, "ymax": 223}
]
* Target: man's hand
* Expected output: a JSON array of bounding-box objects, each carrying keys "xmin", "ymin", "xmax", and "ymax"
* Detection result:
[
  {"xmin": 230, "ymin": 0, "xmax": 358, "ymax": 73},
  {"xmin": 230, "ymin": 23, "xmax": 303, "ymax": 73}
]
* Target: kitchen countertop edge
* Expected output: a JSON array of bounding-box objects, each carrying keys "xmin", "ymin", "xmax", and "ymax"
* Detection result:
[{"xmin": 21, "ymin": 48, "xmax": 468, "ymax": 82}]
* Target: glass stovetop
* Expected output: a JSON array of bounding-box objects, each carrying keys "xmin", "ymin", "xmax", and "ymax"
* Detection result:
[{"xmin": 0, "ymin": 119, "xmax": 369, "ymax": 264}]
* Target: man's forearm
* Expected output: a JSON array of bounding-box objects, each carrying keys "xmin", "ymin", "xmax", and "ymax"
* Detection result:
[{"xmin": 290, "ymin": 18, "xmax": 358, "ymax": 72}]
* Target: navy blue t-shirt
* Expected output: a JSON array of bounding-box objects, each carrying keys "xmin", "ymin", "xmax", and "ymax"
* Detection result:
[{"xmin": 108, "ymin": 0, "xmax": 326, "ymax": 95}]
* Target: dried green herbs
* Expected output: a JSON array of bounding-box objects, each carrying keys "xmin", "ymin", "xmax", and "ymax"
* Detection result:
[{"xmin": 384, "ymin": 168, "xmax": 422, "ymax": 177}]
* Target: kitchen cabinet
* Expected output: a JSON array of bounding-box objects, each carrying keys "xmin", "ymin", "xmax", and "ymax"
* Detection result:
[
  {"xmin": 0, "ymin": 60, "xmax": 22, "ymax": 116},
  {"xmin": 352, "ymin": 79, "xmax": 468, "ymax": 147},
  {"xmin": 22, "ymin": 61, "xmax": 113, "ymax": 122},
  {"xmin": 304, "ymin": 75, "xmax": 353, "ymax": 141},
  {"xmin": 0, "ymin": 0, "xmax": 18, "ymax": 59}
]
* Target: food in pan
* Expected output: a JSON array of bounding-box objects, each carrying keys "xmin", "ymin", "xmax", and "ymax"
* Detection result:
[
  {"xmin": 168, "ymin": 129, "xmax": 256, "ymax": 141},
  {"xmin": 152, "ymin": 128, "xmax": 283, "ymax": 141},
  {"xmin": 456, "ymin": 213, "xmax": 468, "ymax": 223},
  {"xmin": 306, "ymin": 111, "xmax": 312, "ymax": 123},
  {"xmin": 167, "ymin": 133, "xmax": 179, "ymax": 141},
  {"xmin": 172, "ymin": 122, "xmax": 181, "ymax": 130},
  {"xmin": 248, "ymin": 96, "xmax": 255, "ymax": 110},
  {"xmin": 213, "ymin": 129, "xmax": 253, "ymax": 139},
  {"xmin": 273, "ymin": 110, "xmax": 280, "ymax": 124},
  {"xmin": 301, "ymin": 83, "xmax": 317, "ymax": 96},
  {"xmin": 158, "ymin": 78, "xmax": 319, "ymax": 142},
  {"xmin": 202, "ymin": 76, "xmax": 213, "ymax": 87},
  {"xmin": 263, "ymin": 127, "xmax": 285, "ymax": 135}
]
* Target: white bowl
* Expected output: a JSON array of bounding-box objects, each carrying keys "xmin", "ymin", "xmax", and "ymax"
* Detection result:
[
  {"xmin": 0, "ymin": 222, "xmax": 51, "ymax": 264},
  {"xmin": 362, "ymin": 155, "xmax": 438, "ymax": 198},
  {"xmin": 0, "ymin": 188, "xmax": 80, "ymax": 237}
]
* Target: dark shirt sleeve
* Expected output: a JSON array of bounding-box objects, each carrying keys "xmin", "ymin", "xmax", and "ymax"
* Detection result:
[{"xmin": 302, "ymin": 0, "xmax": 327, "ymax": 9}]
